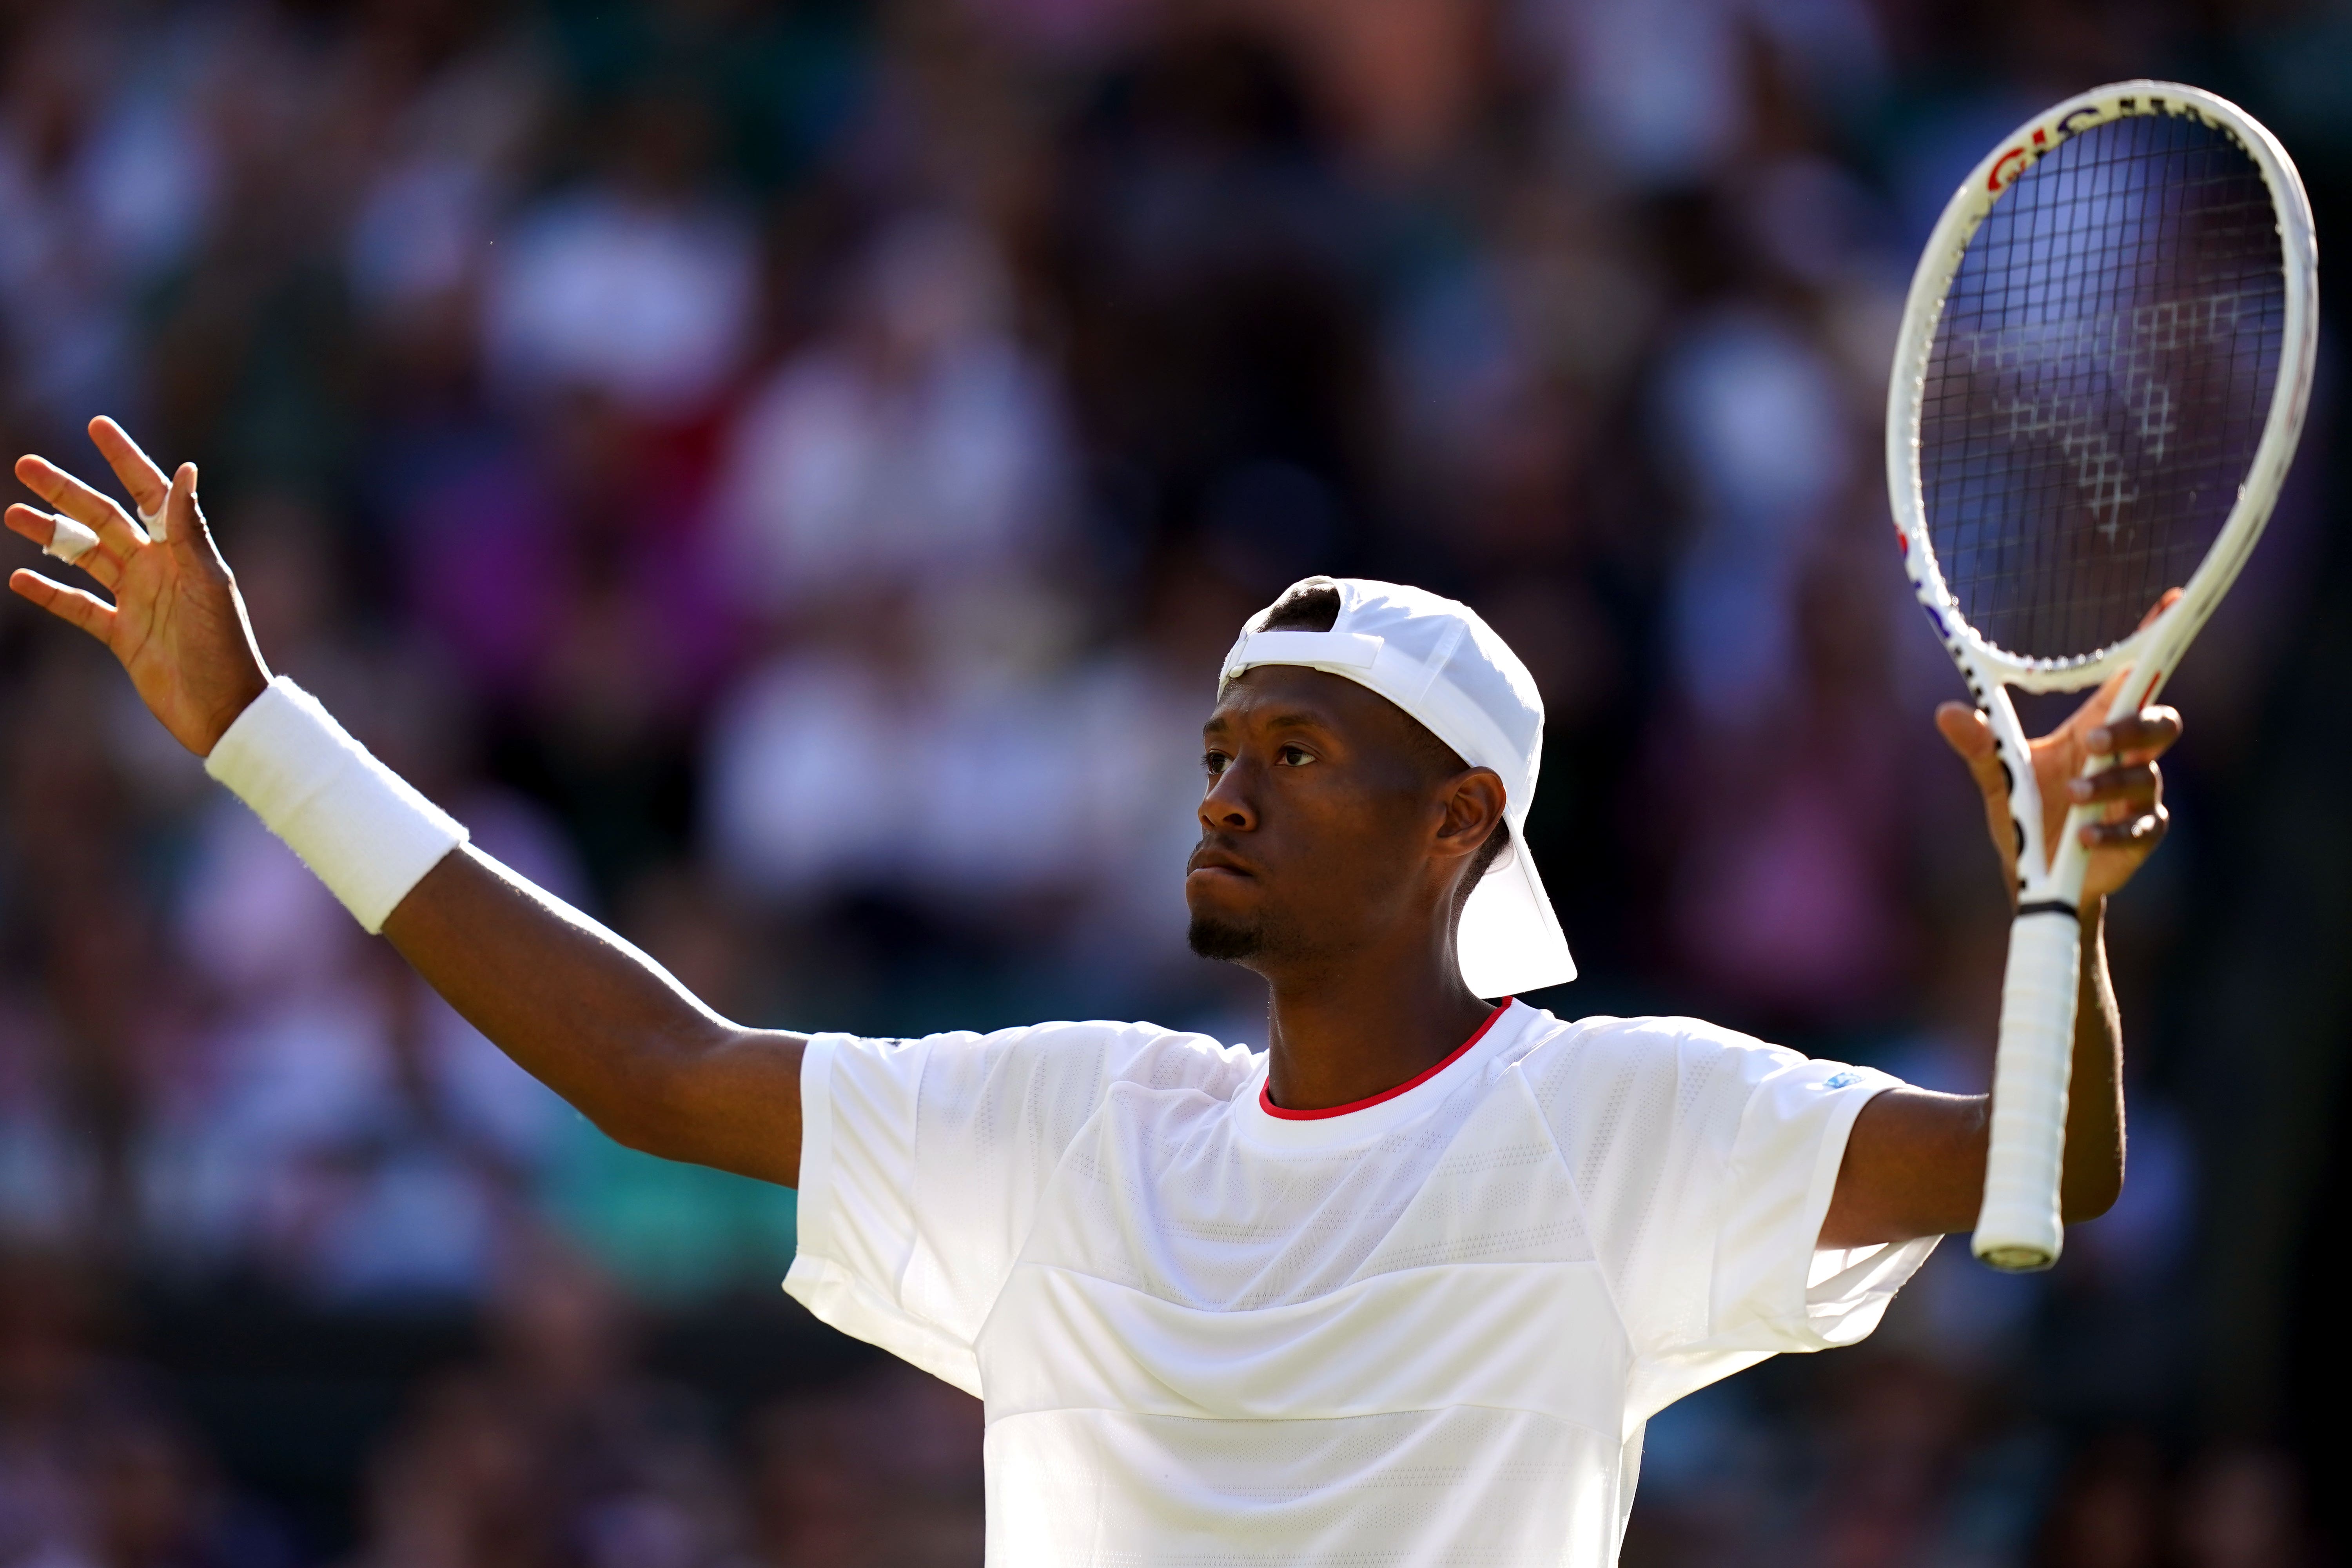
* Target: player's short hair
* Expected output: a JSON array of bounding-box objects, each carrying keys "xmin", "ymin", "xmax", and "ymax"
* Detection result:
[{"xmin": 1258, "ymin": 583, "xmax": 1514, "ymax": 887}]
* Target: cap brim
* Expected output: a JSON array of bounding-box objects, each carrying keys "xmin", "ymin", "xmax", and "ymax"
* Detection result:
[{"xmin": 1457, "ymin": 837, "xmax": 1575, "ymax": 999}]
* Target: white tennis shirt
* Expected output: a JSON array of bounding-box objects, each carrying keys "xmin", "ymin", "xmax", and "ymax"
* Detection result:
[{"xmin": 785, "ymin": 999, "xmax": 1935, "ymax": 1564}]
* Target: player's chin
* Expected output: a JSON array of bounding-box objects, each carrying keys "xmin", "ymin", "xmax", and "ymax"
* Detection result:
[
  {"xmin": 1183, "ymin": 873, "xmax": 1266, "ymax": 960},
  {"xmin": 1185, "ymin": 908, "xmax": 1263, "ymax": 962}
]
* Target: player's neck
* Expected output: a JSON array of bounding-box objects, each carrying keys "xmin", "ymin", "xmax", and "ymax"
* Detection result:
[{"xmin": 1259, "ymin": 943, "xmax": 1496, "ymax": 1115}]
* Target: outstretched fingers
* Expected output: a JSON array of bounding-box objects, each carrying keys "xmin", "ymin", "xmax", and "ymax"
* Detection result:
[
  {"xmin": 14, "ymin": 453, "xmax": 148, "ymax": 554},
  {"xmin": 9, "ymin": 568, "xmax": 116, "ymax": 642},
  {"xmin": 87, "ymin": 417, "xmax": 169, "ymax": 525},
  {"xmin": 156, "ymin": 462, "xmax": 207, "ymax": 557},
  {"xmin": 4, "ymin": 503, "xmax": 117, "ymax": 586}
]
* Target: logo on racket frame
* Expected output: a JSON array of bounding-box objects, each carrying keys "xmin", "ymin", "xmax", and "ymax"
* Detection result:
[{"xmin": 1985, "ymin": 94, "xmax": 2248, "ymax": 196}]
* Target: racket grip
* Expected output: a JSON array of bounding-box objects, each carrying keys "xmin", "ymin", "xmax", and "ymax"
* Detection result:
[{"xmin": 1971, "ymin": 907, "xmax": 2083, "ymax": 1272}]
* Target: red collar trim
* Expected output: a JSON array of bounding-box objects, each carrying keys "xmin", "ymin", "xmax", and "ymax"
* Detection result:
[{"xmin": 1259, "ymin": 1001, "xmax": 1512, "ymax": 1121}]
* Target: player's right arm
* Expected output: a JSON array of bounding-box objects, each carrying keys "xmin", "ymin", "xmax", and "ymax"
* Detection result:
[
  {"xmin": 380, "ymin": 851, "xmax": 806, "ymax": 1185},
  {"xmin": 6, "ymin": 419, "xmax": 808, "ymax": 1187}
]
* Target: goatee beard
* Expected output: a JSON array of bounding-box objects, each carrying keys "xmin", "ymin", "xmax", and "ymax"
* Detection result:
[{"xmin": 1186, "ymin": 911, "xmax": 1264, "ymax": 962}]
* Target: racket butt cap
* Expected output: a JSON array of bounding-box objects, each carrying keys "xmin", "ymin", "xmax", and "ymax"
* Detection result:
[{"xmin": 1973, "ymin": 1240, "xmax": 2058, "ymax": 1273}]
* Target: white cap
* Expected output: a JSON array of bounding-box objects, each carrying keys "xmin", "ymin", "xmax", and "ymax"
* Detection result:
[{"xmin": 1218, "ymin": 576, "xmax": 1575, "ymax": 998}]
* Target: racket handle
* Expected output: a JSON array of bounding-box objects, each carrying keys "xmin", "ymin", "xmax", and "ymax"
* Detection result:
[{"xmin": 1971, "ymin": 907, "xmax": 2083, "ymax": 1272}]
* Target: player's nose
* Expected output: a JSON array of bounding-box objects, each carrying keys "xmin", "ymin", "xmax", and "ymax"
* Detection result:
[{"xmin": 1200, "ymin": 765, "xmax": 1257, "ymax": 833}]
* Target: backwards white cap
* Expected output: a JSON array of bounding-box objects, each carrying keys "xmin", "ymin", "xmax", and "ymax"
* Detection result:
[{"xmin": 1218, "ymin": 576, "xmax": 1575, "ymax": 999}]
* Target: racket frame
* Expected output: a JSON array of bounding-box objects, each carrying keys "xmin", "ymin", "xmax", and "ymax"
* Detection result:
[{"xmin": 1886, "ymin": 80, "xmax": 2318, "ymax": 1270}]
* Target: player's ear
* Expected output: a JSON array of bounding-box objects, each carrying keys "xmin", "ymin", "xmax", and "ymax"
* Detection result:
[{"xmin": 1435, "ymin": 768, "xmax": 1507, "ymax": 858}]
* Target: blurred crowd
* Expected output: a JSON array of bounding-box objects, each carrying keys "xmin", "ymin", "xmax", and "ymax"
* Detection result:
[{"xmin": 0, "ymin": 0, "xmax": 2345, "ymax": 1562}]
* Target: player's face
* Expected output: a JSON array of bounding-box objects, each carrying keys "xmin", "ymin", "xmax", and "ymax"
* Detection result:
[{"xmin": 1187, "ymin": 666, "xmax": 1457, "ymax": 970}]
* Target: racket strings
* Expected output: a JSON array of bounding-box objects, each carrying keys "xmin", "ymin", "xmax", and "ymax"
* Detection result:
[{"xmin": 1921, "ymin": 111, "xmax": 2285, "ymax": 661}]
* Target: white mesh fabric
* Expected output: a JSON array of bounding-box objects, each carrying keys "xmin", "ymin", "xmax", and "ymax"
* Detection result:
[
  {"xmin": 1517, "ymin": 1016, "xmax": 1938, "ymax": 1421},
  {"xmin": 786, "ymin": 1002, "xmax": 1933, "ymax": 1565},
  {"xmin": 985, "ymin": 1407, "xmax": 1623, "ymax": 1566},
  {"xmin": 1016, "ymin": 1048, "xmax": 1591, "ymax": 1312},
  {"xmin": 787, "ymin": 1021, "xmax": 1258, "ymax": 1394}
]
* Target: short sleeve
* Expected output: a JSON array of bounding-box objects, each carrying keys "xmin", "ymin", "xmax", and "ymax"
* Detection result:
[
  {"xmin": 784, "ymin": 1020, "xmax": 1246, "ymax": 1397},
  {"xmin": 1520, "ymin": 1017, "xmax": 1936, "ymax": 1421}
]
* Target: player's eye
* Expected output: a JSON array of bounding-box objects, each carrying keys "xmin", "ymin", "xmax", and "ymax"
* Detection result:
[
  {"xmin": 1277, "ymin": 745, "xmax": 1316, "ymax": 767},
  {"xmin": 1202, "ymin": 750, "xmax": 1230, "ymax": 778}
]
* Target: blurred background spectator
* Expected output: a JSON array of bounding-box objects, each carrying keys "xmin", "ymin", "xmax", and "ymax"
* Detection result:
[{"xmin": 0, "ymin": 0, "xmax": 2344, "ymax": 1561}]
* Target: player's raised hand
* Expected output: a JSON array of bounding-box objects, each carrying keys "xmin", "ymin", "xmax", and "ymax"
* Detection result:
[
  {"xmin": 6, "ymin": 417, "xmax": 269, "ymax": 756},
  {"xmin": 1936, "ymin": 590, "xmax": 2184, "ymax": 911}
]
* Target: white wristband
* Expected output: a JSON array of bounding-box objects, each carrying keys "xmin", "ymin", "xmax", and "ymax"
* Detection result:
[{"xmin": 203, "ymin": 676, "xmax": 468, "ymax": 933}]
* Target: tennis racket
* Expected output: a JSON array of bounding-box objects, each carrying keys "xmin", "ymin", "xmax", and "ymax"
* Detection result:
[{"xmin": 1886, "ymin": 82, "xmax": 2317, "ymax": 1271}]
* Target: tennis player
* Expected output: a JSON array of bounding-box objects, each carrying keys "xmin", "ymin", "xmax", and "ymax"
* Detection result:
[{"xmin": 9, "ymin": 420, "xmax": 2178, "ymax": 1565}]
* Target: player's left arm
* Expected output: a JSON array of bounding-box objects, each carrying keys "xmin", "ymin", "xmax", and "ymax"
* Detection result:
[{"xmin": 1817, "ymin": 691, "xmax": 2180, "ymax": 1248}]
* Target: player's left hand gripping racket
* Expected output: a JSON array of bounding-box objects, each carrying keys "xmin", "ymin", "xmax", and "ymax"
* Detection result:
[{"xmin": 1887, "ymin": 82, "xmax": 2318, "ymax": 1270}]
